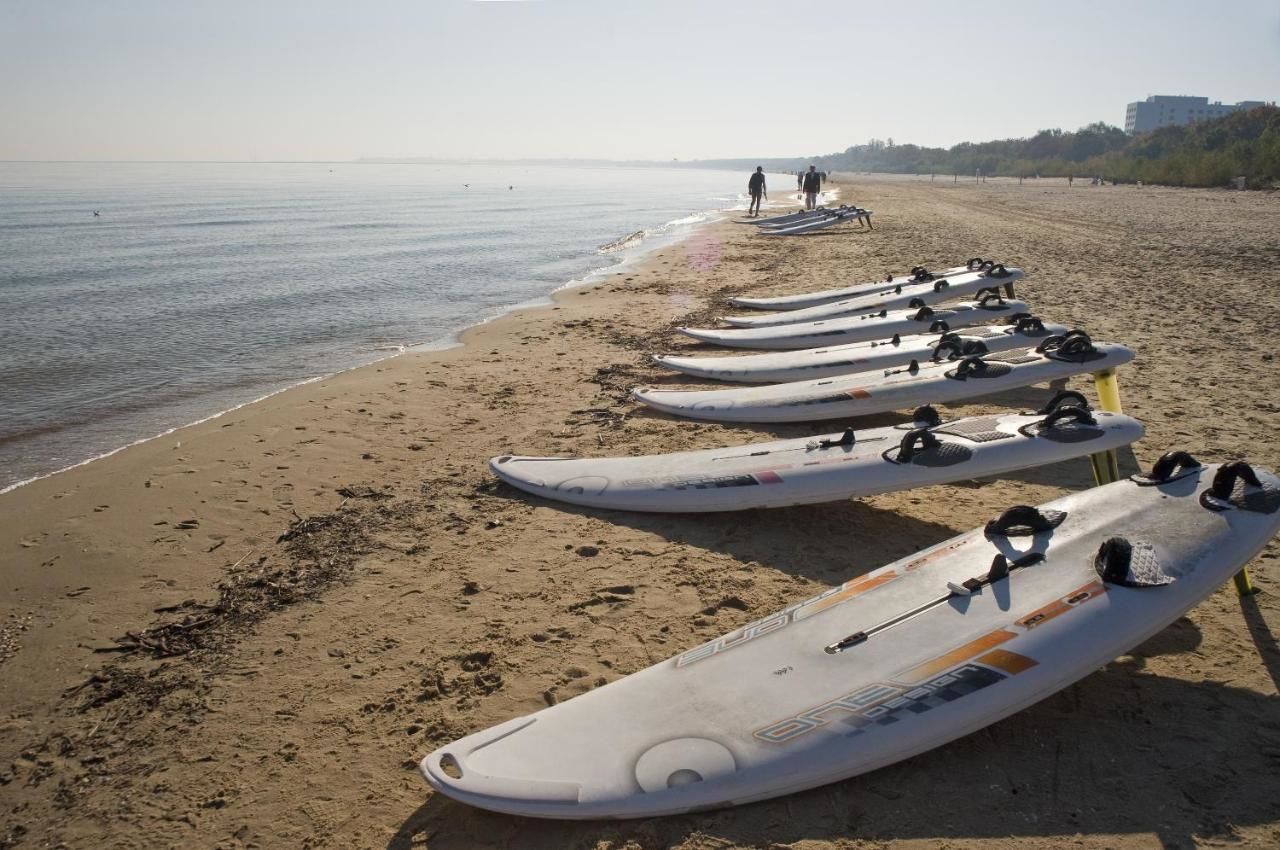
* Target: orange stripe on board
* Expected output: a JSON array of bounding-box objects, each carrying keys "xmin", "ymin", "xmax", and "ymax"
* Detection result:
[
  {"xmin": 899, "ymin": 629, "xmax": 1017, "ymax": 683},
  {"xmin": 793, "ymin": 572, "xmax": 897, "ymax": 622},
  {"xmin": 976, "ymin": 648, "xmax": 1038, "ymax": 675},
  {"xmin": 903, "ymin": 539, "xmax": 970, "ymax": 573},
  {"xmin": 1015, "ymin": 581, "xmax": 1106, "ymax": 631},
  {"xmin": 847, "ymin": 389, "xmax": 872, "ymax": 399}
]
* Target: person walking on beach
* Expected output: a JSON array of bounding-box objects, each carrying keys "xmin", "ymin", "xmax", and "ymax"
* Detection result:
[
  {"xmin": 802, "ymin": 165, "xmax": 822, "ymax": 210},
  {"xmin": 747, "ymin": 167, "xmax": 767, "ymax": 217}
]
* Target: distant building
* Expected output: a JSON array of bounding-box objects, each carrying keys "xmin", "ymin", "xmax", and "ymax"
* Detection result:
[{"xmin": 1125, "ymin": 95, "xmax": 1271, "ymax": 134}]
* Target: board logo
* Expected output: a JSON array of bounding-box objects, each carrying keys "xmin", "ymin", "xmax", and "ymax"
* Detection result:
[
  {"xmin": 752, "ymin": 583, "xmax": 1107, "ymax": 745},
  {"xmin": 755, "ymin": 664, "xmax": 1008, "ymax": 744}
]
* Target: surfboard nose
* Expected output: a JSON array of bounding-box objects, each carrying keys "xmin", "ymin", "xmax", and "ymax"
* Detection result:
[
  {"xmin": 631, "ymin": 387, "xmax": 658, "ymax": 406},
  {"xmin": 675, "ymin": 327, "xmax": 715, "ymax": 343},
  {"xmin": 420, "ymin": 718, "xmax": 583, "ymax": 809}
]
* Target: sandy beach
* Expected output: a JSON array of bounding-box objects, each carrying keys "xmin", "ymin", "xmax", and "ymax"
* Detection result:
[{"xmin": 3, "ymin": 176, "xmax": 1280, "ymax": 850}]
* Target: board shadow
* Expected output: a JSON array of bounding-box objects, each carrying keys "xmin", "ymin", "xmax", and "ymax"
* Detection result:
[{"xmin": 483, "ymin": 485, "xmax": 964, "ymax": 586}]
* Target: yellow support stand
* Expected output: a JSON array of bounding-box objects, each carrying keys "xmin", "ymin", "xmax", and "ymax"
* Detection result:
[
  {"xmin": 1088, "ymin": 368, "xmax": 1123, "ymax": 485},
  {"xmin": 1233, "ymin": 567, "xmax": 1260, "ymax": 597},
  {"xmin": 1093, "ymin": 367, "xmax": 1124, "ymax": 414}
]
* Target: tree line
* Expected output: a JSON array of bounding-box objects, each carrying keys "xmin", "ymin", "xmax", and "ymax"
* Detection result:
[{"xmin": 691, "ymin": 106, "xmax": 1280, "ymax": 188}]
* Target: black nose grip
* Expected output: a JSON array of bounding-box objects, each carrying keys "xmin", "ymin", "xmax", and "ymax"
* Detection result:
[
  {"xmin": 951, "ymin": 356, "xmax": 989, "ymax": 380},
  {"xmin": 911, "ymin": 405, "xmax": 942, "ymax": 427},
  {"xmin": 1212, "ymin": 462, "xmax": 1262, "ymax": 500},
  {"xmin": 931, "ymin": 340, "xmax": 963, "ymax": 362},
  {"xmin": 1040, "ymin": 406, "xmax": 1097, "ymax": 429},
  {"xmin": 985, "ymin": 505, "xmax": 1067, "ymax": 537},
  {"xmin": 1149, "ymin": 451, "xmax": 1202, "ymax": 482},
  {"xmin": 1095, "ymin": 537, "xmax": 1133, "ymax": 584},
  {"xmin": 895, "ymin": 428, "xmax": 940, "ymax": 463},
  {"xmin": 1036, "ymin": 389, "xmax": 1091, "ymax": 414}
]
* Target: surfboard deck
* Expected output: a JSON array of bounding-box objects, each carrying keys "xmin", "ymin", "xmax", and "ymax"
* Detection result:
[
  {"xmin": 635, "ymin": 339, "xmax": 1135, "ymax": 424},
  {"xmin": 421, "ymin": 458, "xmax": 1280, "ymax": 819},
  {"xmin": 721, "ymin": 269, "xmax": 1023, "ymax": 328},
  {"xmin": 737, "ymin": 208, "xmax": 844, "ymax": 228},
  {"xmin": 654, "ymin": 320, "xmax": 1067, "ymax": 384},
  {"xmin": 760, "ymin": 209, "xmax": 871, "ymax": 235},
  {"xmin": 729, "ymin": 261, "xmax": 989, "ymax": 310},
  {"xmin": 680, "ymin": 299, "xmax": 1031, "ymax": 350},
  {"xmin": 490, "ymin": 409, "xmax": 1142, "ymax": 512}
]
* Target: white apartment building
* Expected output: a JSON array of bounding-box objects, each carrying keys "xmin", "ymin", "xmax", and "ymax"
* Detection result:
[{"xmin": 1125, "ymin": 95, "xmax": 1270, "ymax": 133}]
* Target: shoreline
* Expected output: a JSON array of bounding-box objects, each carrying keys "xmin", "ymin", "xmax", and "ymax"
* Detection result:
[
  {"xmin": 4, "ymin": 176, "xmax": 1277, "ymax": 849},
  {"xmin": 0, "ymin": 188, "xmax": 764, "ymax": 496}
]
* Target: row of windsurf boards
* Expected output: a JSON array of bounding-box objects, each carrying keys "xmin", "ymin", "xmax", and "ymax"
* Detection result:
[
  {"xmin": 736, "ymin": 205, "xmax": 874, "ymax": 235},
  {"xmin": 420, "ymin": 253, "xmax": 1278, "ymax": 821}
]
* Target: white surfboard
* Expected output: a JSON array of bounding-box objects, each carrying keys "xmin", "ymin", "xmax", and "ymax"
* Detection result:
[
  {"xmin": 738, "ymin": 207, "xmax": 848, "ymax": 227},
  {"xmin": 729, "ymin": 260, "xmax": 992, "ymax": 311},
  {"xmin": 721, "ymin": 267, "xmax": 1023, "ymax": 328},
  {"xmin": 654, "ymin": 317, "xmax": 1068, "ymax": 384},
  {"xmin": 737, "ymin": 208, "xmax": 836, "ymax": 227},
  {"xmin": 760, "ymin": 208, "xmax": 872, "ymax": 235},
  {"xmin": 421, "ymin": 455, "xmax": 1280, "ymax": 819},
  {"xmin": 635, "ymin": 335, "xmax": 1134, "ymax": 424},
  {"xmin": 754, "ymin": 206, "xmax": 859, "ymax": 228},
  {"xmin": 490, "ymin": 405, "xmax": 1142, "ymax": 513},
  {"xmin": 679, "ymin": 298, "xmax": 1031, "ymax": 350}
]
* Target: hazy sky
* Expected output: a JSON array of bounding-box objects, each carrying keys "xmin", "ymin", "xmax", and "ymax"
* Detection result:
[{"xmin": 3, "ymin": 0, "xmax": 1277, "ymax": 162}]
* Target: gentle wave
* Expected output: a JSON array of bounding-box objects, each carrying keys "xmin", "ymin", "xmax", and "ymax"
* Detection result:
[{"xmin": 598, "ymin": 230, "xmax": 646, "ymax": 253}]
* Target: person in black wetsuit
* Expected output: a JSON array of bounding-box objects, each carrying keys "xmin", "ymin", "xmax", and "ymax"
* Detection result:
[
  {"xmin": 802, "ymin": 165, "xmax": 822, "ymax": 210},
  {"xmin": 747, "ymin": 167, "xmax": 767, "ymax": 217}
]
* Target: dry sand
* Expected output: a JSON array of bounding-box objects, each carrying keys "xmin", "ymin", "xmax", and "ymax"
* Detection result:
[{"xmin": 2, "ymin": 176, "xmax": 1279, "ymax": 850}]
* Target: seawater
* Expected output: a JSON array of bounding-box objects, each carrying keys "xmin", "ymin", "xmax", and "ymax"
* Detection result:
[{"xmin": 0, "ymin": 162, "xmax": 787, "ymax": 491}]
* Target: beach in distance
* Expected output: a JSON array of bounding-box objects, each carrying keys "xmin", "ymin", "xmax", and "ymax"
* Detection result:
[{"xmin": 3, "ymin": 175, "xmax": 1280, "ymax": 849}]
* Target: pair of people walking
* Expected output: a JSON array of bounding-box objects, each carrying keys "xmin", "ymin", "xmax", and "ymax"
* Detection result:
[{"xmin": 746, "ymin": 164, "xmax": 824, "ymax": 216}]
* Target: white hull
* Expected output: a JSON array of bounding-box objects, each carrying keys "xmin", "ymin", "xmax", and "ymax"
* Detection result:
[
  {"xmin": 721, "ymin": 269, "xmax": 1023, "ymax": 328},
  {"xmin": 490, "ymin": 409, "xmax": 1142, "ymax": 512},
  {"xmin": 655, "ymin": 320, "xmax": 1067, "ymax": 384},
  {"xmin": 679, "ymin": 298, "xmax": 1031, "ymax": 350},
  {"xmin": 728, "ymin": 261, "xmax": 988, "ymax": 310},
  {"xmin": 422, "ymin": 458, "xmax": 1280, "ymax": 818},
  {"xmin": 636, "ymin": 339, "xmax": 1135, "ymax": 424}
]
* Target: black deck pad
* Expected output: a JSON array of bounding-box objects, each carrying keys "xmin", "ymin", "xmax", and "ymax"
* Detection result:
[
  {"xmin": 1018, "ymin": 422, "xmax": 1106, "ymax": 444},
  {"xmin": 981, "ymin": 352, "xmax": 1041, "ymax": 365},
  {"xmin": 1095, "ymin": 538, "xmax": 1176, "ymax": 587},
  {"xmin": 882, "ymin": 442, "xmax": 974, "ymax": 467},
  {"xmin": 945, "ymin": 361, "xmax": 1013, "ymax": 380},
  {"xmin": 933, "ymin": 416, "xmax": 1016, "ymax": 443},
  {"xmin": 1203, "ymin": 479, "xmax": 1280, "ymax": 514}
]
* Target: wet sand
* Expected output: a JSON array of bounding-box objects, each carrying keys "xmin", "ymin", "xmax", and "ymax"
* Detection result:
[{"xmin": 2, "ymin": 175, "xmax": 1280, "ymax": 849}]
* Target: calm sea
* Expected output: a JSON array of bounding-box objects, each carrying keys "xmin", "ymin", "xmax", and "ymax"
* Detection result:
[{"xmin": 0, "ymin": 162, "xmax": 788, "ymax": 492}]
